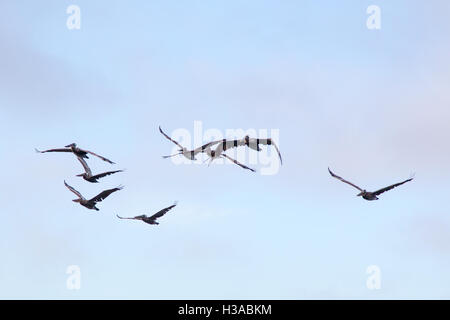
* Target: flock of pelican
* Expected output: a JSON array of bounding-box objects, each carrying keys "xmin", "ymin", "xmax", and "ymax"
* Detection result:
[
  {"xmin": 36, "ymin": 143, "xmax": 177, "ymax": 225},
  {"xmin": 35, "ymin": 127, "xmax": 414, "ymax": 227}
]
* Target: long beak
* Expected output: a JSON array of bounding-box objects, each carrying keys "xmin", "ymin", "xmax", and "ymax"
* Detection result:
[{"xmin": 76, "ymin": 174, "xmax": 83, "ymax": 177}]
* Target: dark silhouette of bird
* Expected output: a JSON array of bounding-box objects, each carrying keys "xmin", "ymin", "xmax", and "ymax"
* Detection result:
[
  {"xmin": 76, "ymin": 156, "xmax": 123, "ymax": 183},
  {"xmin": 64, "ymin": 180, "xmax": 123, "ymax": 211},
  {"xmin": 116, "ymin": 202, "xmax": 178, "ymax": 225},
  {"xmin": 328, "ymin": 167, "xmax": 414, "ymax": 201},
  {"xmin": 36, "ymin": 143, "xmax": 115, "ymax": 164}
]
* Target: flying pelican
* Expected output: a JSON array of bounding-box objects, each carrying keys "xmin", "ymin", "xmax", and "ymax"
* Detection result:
[
  {"xmin": 76, "ymin": 156, "xmax": 124, "ymax": 183},
  {"xmin": 64, "ymin": 180, "xmax": 123, "ymax": 211},
  {"xmin": 328, "ymin": 167, "xmax": 414, "ymax": 201},
  {"xmin": 116, "ymin": 202, "xmax": 178, "ymax": 225},
  {"xmin": 35, "ymin": 143, "xmax": 115, "ymax": 164},
  {"xmin": 159, "ymin": 126, "xmax": 221, "ymax": 160}
]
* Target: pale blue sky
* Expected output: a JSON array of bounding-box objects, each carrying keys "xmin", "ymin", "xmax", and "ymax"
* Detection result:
[{"xmin": 1, "ymin": 1, "xmax": 450, "ymax": 299}]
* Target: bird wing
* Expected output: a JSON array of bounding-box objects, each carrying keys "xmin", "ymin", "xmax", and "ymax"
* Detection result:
[
  {"xmin": 328, "ymin": 168, "xmax": 363, "ymax": 191},
  {"xmin": 373, "ymin": 177, "xmax": 414, "ymax": 196},
  {"xmin": 193, "ymin": 140, "xmax": 224, "ymax": 154},
  {"xmin": 89, "ymin": 185, "xmax": 123, "ymax": 203},
  {"xmin": 82, "ymin": 150, "xmax": 115, "ymax": 164},
  {"xmin": 116, "ymin": 214, "xmax": 145, "ymax": 220},
  {"xmin": 64, "ymin": 180, "xmax": 85, "ymax": 200},
  {"xmin": 76, "ymin": 156, "xmax": 92, "ymax": 176},
  {"xmin": 91, "ymin": 170, "xmax": 124, "ymax": 180},
  {"xmin": 221, "ymin": 154, "xmax": 256, "ymax": 172},
  {"xmin": 260, "ymin": 138, "xmax": 283, "ymax": 165},
  {"xmin": 148, "ymin": 202, "xmax": 178, "ymax": 220},
  {"xmin": 159, "ymin": 126, "xmax": 184, "ymax": 149},
  {"xmin": 35, "ymin": 148, "xmax": 71, "ymax": 153}
]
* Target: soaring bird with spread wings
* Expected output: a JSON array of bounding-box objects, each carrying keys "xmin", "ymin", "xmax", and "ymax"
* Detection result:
[
  {"xmin": 76, "ymin": 157, "xmax": 124, "ymax": 183},
  {"xmin": 64, "ymin": 180, "xmax": 123, "ymax": 211},
  {"xmin": 36, "ymin": 143, "xmax": 115, "ymax": 164},
  {"xmin": 328, "ymin": 167, "xmax": 414, "ymax": 201},
  {"xmin": 116, "ymin": 202, "xmax": 178, "ymax": 225}
]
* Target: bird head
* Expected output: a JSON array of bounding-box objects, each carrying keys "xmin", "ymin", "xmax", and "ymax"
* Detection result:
[
  {"xmin": 76, "ymin": 173, "xmax": 85, "ymax": 177},
  {"xmin": 357, "ymin": 190, "xmax": 366, "ymax": 197},
  {"xmin": 65, "ymin": 143, "xmax": 77, "ymax": 148},
  {"xmin": 244, "ymin": 135, "xmax": 250, "ymax": 145},
  {"xmin": 72, "ymin": 199, "xmax": 81, "ymax": 203}
]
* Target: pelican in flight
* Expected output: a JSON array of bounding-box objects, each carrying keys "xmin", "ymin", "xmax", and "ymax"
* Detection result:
[
  {"xmin": 117, "ymin": 202, "xmax": 178, "ymax": 225},
  {"xmin": 328, "ymin": 167, "xmax": 414, "ymax": 201},
  {"xmin": 159, "ymin": 126, "xmax": 221, "ymax": 160},
  {"xmin": 64, "ymin": 180, "xmax": 123, "ymax": 211},
  {"xmin": 76, "ymin": 157, "xmax": 124, "ymax": 183},
  {"xmin": 36, "ymin": 143, "xmax": 115, "ymax": 164}
]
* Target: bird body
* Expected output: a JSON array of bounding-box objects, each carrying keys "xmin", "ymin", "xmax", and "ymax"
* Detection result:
[
  {"xmin": 117, "ymin": 202, "xmax": 177, "ymax": 225},
  {"xmin": 328, "ymin": 168, "xmax": 413, "ymax": 201},
  {"xmin": 64, "ymin": 180, "xmax": 123, "ymax": 211},
  {"xmin": 76, "ymin": 156, "xmax": 123, "ymax": 183},
  {"xmin": 36, "ymin": 143, "xmax": 115, "ymax": 164}
]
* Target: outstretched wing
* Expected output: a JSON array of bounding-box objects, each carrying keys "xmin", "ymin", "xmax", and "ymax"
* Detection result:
[
  {"xmin": 159, "ymin": 126, "xmax": 184, "ymax": 149},
  {"xmin": 76, "ymin": 156, "xmax": 92, "ymax": 176},
  {"xmin": 36, "ymin": 148, "xmax": 71, "ymax": 153},
  {"xmin": 192, "ymin": 140, "xmax": 224, "ymax": 154},
  {"xmin": 148, "ymin": 202, "xmax": 178, "ymax": 220},
  {"xmin": 259, "ymin": 138, "xmax": 283, "ymax": 165},
  {"xmin": 328, "ymin": 168, "xmax": 363, "ymax": 191},
  {"xmin": 82, "ymin": 150, "xmax": 115, "ymax": 164},
  {"xmin": 89, "ymin": 185, "xmax": 123, "ymax": 203},
  {"xmin": 116, "ymin": 214, "xmax": 145, "ymax": 220},
  {"xmin": 373, "ymin": 177, "xmax": 414, "ymax": 196},
  {"xmin": 91, "ymin": 170, "xmax": 124, "ymax": 180},
  {"xmin": 64, "ymin": 180, "xmax": 85, "ymax": 200},
  {"xmin": 221, "ymin": 154, "xmax": 256, "ymax": 172}
]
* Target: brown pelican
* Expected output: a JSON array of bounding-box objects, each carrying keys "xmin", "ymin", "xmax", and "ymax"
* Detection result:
[
  {"xmin": 159, "ymin": 126, "xmax": 221, "ymax": 160},
  {"xmin": 328, "ymin": 167, "xmax": 414, "ymax": 201},
  {"xmin": 116, "ymin": 202, "xmax": 177, "ymax": 225},
  {"xmin": 64, "ymin": 180, "xmax": 123, "ymax": 211},
  {"xmin": 35, "ymin": 143, "xmax": 115, "ymax": 164},
  {"xmin": 76, "ymin": 157, "xmax": 124, "ymax": 183}
]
